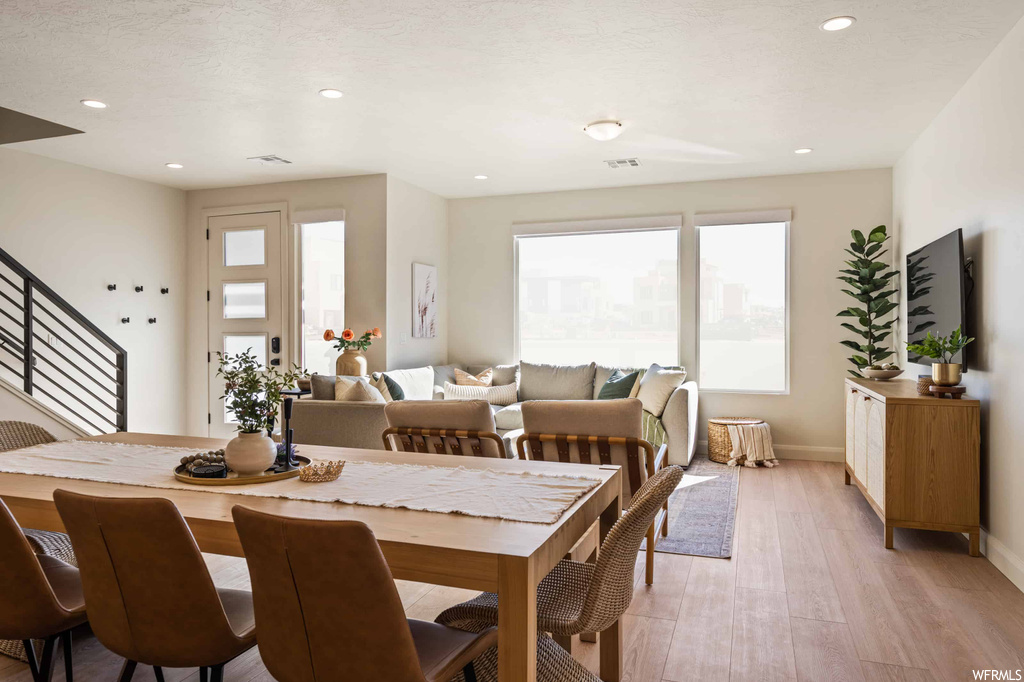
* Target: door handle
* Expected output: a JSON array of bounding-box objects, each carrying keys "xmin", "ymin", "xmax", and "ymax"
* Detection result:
[{"xmin": 271, "ymin": 337, "xmax": 281, "ymax": 354}]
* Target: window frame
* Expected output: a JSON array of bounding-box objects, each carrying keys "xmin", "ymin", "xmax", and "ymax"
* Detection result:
[
  {"xmin": 512, "ymin": 215, "xmax": 683, "ymax": 366},
  {"xmin": 289, "ymin": 208, "xmax": 346, "ymax": 371},
  {"xmin": 695, "ymin": 210, "xmax": 791, "ymax": 395}
]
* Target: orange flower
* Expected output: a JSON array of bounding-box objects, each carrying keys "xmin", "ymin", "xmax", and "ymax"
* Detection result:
[
  {"xmin": 323, "ymin": 329, "xmax": 335, "ymax": 342},
  {"xmin": 372, "ymin": 327, "xmax": 382, "ymax": 338},
  {"xmin": 341, "ymin": 329, "xmax": 355, "ymax": 341}
]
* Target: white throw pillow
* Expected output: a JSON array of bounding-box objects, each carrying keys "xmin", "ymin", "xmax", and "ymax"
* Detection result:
[
  {"xmin": 333, "ymin": 376, "xmax": 359, "ymax": 400},
  {"xmin": 455, "ymin": 367, "xmax": 493, "ymax": 386},
  {"xmin": 636, "ymin": 364, "xmax": 686, "ymax": 417},
  {"xmin": 339, "ymin": 379, "xmax": 386, "ymax": 403},
  {"xmin": 493, "ymin": 402, "xmax": 524, "ymax": 430},
  {"xmin": 381, "ymin": 366, "xmax": 435, "ymax": 400},
  {"xmin": 444, "ymin": 381, "xmax": 518, "ymax": 407}
]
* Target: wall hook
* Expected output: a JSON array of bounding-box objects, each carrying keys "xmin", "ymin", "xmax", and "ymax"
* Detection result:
[
  {"xmin": 121, "ymin": 317, "xmax": 130, "ymax": 324},
  {"xmin": 160, "ymin": 287, "xmax": 169, "ymax": 294},
  {"xmin": 135, "ymin": 285, "xmax": 144, "ymax": 293},
  {"xmin": 107, "ymin": 284, "xmax": 117, "ymax": 291},
  {"xmin": 148, "ymin": 317, "xmax": 157, "ymax": 324}
]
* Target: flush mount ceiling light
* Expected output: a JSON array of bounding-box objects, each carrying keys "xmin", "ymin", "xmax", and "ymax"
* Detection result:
[
  {"xmin": 820, "ymin": 16, "xmax": 856, "ymax": 31},
  {"xmin": 318, "ymin": 89, "xmax": 344, "ymax": 99},
  {"xmin": 583, "ymin": 120, "xmax": 623, "ymax": 141},
  {"xmin": 165, "ymin": 163, "xmax": 183, "ymax": 169},
  {"xmin": 794, "ymin": 148, "xmax": 813, "ymax": 154},
  {"xmin": 80, "ymin": 99, "xmax": 107, "ymax": 108},
  {"xmin": 474, "ymin": 175, "xmax": 488, "ymax": 180}
]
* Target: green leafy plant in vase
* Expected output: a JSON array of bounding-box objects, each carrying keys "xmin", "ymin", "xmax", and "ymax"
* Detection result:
[
  {"xmin": 837, "ymin": 225, "xmax": 900, "ymax": 377},
  {"xmin": 216, "ymin": 349, "xmax": 306, "ymax": 475},
  {"xmin": 905, "ymin": 326, "xmax": 974, "ymax": 386}
]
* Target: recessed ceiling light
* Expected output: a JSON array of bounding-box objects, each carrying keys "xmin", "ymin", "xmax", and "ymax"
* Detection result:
[
  {"xmin": 583, "ymin": 120, "xmax": 623, "ymax": 141},
  {"xmin": 165, "ymin": 163, "xmax": 183, "ymax": 169},
  {"xmin": 80, "ymin": 99, "xmax": 107, "ymax": 109},
  {"xmin": 820, "ymin": 16, "xmax": 856, "ymax": 31},
  {"xmin": 474, "ymin": 175, "xmax": 488, "ymax": 180},
  {"xmin": 318, "ymin": 89, "xmax": 344, "ymax": 99},
  {"xmin": 794, "ymin": 148, "xmax": 813, "ymax": 154}
]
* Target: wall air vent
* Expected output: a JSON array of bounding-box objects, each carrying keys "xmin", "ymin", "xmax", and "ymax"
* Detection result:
[
  {"xmin": 247, "ymin": 154, "xmax": 292, "ymax": 165},
  {"xmin": 605, "ymin": 158, "xmax": 641, "ymax": 169}
]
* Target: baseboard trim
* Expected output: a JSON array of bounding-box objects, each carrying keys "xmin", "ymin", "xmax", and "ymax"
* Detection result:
[
  {"xmin": 979, "ymin": 530, "xmax": 1024, "ymax": 594},
  {"xmin": 697, "ymin": 440, "xmax": 844, "ymax": 462}
]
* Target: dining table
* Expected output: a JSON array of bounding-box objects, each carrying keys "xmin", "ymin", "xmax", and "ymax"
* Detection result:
[{"xmin": 0, "ymin": 432, "xmax": 624, "ymax": 682}]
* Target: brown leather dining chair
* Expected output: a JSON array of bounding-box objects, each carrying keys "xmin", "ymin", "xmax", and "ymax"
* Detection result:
[
  {"xmin": 52, "ymin": 490, "xmax": 257, "ymax": 682},
  {"xmin": 515, "ymin": 398, "xmax": 670, "ymax": 584},
  {"xmin": 0, "ymin": 498, "xmax": 87, "ymax": 682},
  {"xmin": 232, "ymin": 505, "xmax": 497, "ymax": 682},
  {"xmin": 382, "ymin": 399, "xmax": 506, "ymax": 458}
]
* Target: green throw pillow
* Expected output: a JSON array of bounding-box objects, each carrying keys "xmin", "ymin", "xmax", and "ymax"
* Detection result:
[
  {"xmin": 598, "ymin": 369, "xmax": 640, "ymax": 400},
  {"xmin": 372, "ymin": 372, "xmax": 406, "ymax": 401}
]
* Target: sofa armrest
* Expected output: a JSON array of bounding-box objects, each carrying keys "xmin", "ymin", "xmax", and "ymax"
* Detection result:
[
  {"xmin": 290, "ymin": 400, "xmax": 389, "ymax": 450},
  {"xmin": 660, "ymin": 381, "xmax": 699, "ymax": 466}
]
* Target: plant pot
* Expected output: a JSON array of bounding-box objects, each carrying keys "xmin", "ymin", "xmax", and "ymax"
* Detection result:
[
  {"xmin": 224, "ymin": 432, "xmax": 277, "ymax": 476},
  {"xmin": 336, "ymin": 348, "xmax": 367, "ymax": 377},
  {"xmin": 932, "ymin": 363, "xmax": 963, "ymax": 387}
]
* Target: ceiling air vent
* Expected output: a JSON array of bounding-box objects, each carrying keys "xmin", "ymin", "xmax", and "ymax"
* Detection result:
[
  {"xmin": 247, "ymin": 154, "xmax": 292, "ymax": 165},
  {"xmin": 605, "ymin": 158, "xmax": 640, "ymax": 169}
]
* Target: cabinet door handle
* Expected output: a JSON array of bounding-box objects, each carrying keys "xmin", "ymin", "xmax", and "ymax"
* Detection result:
[
  {"xmin": 863, "ymin": 396, "xmax": 870, "ymax": 401},
  {"xmin": 851, "ymin": 389, "xmax": 858, "ymax": 394}
]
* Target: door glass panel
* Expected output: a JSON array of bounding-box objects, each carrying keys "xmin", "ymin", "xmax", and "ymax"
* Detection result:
[
  {"xmin": 223, "ymin": 282, "xmax": 267, "ymax": 319},
  {"xmin": 223, "ymin": 228, "xmax": 265, "ymax": 267},
  {"xmin": 223, "ymin": 334, "xmax": 268, "ymax": 366}
]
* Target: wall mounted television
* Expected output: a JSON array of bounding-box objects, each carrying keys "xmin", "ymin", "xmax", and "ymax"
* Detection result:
[{"xmin": 905, "ymin": 228, "xmax": 970, "ymax": 370}]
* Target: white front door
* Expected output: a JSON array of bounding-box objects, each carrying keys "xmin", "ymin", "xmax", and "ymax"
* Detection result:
[{"xmin": 207, "ymin": 211, "xmax": 285, "ymax": 437}]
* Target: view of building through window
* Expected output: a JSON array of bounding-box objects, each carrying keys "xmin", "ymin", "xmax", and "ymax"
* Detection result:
[
  {"xmin": 698, "ymin": 222, "xmax": 787, "ymax": 392},
  {"xmin": 300, "ymin": 221, "xmax": 345, "ymax": 376},
  {"xmin": 517, "ymin": 229, "xmax": 678, "ymax": 367}
]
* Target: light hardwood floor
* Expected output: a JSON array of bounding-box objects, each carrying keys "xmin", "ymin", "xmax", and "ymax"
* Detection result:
[{"xmin": 3, "ymin": 460, "xmax": 1022, "ymax": 681}]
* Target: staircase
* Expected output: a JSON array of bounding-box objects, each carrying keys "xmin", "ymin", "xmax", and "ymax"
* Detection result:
[{"xmin": 0, "ymin": 246, "xmax": 127, "ymax": 436}]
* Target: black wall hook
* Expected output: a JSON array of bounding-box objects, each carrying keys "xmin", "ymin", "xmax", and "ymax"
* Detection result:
[
  {"xmin": 160, "ymin": 287, "xmax": 169, "ymax": 294},
  {"xmin": 148, "ymin": 317, "xmax": 157, "ymax": 324},
  {"xmin": 135, "ymin": 285, "xmax": 144, "ymax": 293},
  {"xmin": 121, "ymin": 317, "xmax": 130, "ymax": 324},
  {"xmin": 107, "ymin": 284, "xmax": 117, "ymax": 291}
]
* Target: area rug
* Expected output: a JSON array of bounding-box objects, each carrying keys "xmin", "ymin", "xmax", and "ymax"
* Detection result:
[{"xmin": 655, "ymin": 454, "xmax": 739, "ymax": 558}]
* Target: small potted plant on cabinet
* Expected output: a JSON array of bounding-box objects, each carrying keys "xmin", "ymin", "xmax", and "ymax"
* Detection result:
[{"xmin": 906, "ymin": 326, "xmax": 975, "ymax": 386}]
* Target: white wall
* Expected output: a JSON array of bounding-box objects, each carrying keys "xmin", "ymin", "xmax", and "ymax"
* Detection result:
[
  {"xmin": 386, "ymin": 176, "xmax": 448, "ymax": 369},
  {"xmin": 0, "ymin": 148, "xmax": 187, "ymax": 434},
  {"xmin": 448, "ymin": 169, "xmax": 893, "ymax": 458},
  {"xmin": 894, "ymin": 14, "xmax": 1024, "ymax": 590}
]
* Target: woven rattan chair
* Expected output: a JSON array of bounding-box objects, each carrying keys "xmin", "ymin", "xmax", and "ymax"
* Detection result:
[
  {"xmin": 514, "ymin": 399, "xmax": 669, "ymax": 584},
  {"xmin": 383, "ymin": 400, "xmax": 506, "ymax": 458},
  {"xmin": 436, "ymin": 466, "xmax": 685, "ymax": 666}
]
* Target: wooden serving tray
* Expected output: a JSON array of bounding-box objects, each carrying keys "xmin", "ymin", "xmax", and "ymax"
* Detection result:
[{"xmin": 173, "ymin": 456, "xmax": 311, "ymax": 486}]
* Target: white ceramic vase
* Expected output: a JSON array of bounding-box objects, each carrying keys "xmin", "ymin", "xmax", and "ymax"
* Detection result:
[{"xmin": 224, "ymin": 432, "xmax": 277, "ymax": 476}]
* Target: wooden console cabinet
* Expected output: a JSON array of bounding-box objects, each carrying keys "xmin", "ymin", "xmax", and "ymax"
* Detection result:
[{"xmin": 844, "ymin": 377, "xmax": 980, "ymax": 555}]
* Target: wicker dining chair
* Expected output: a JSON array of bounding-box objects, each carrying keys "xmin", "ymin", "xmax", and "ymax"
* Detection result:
[
  {"xmin": 514, "ymin": 399, "xmax": 669, "ymax": 584},
  {"xmin": 382, "ymin": 400, "xmax": 506, "ymax": 458},
  {"xmin": 436, "ymin": 466, "xmax": 685, "ymax": 676}
]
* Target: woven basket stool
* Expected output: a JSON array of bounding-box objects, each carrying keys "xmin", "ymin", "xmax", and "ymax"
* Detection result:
[{"xmin": 707, "ymin": 418, "xmax": 764, "ymax": 464}]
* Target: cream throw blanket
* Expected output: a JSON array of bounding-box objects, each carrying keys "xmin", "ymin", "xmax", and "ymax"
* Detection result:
[
  {"xmin": 0, "ymin": 441, "xmax": 601, "ymax": 525},
  {"xmin": 726, "ymin": 423, "xmax": 778, "ymax": 468}
]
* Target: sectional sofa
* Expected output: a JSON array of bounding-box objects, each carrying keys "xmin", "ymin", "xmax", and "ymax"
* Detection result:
[{"xmin": 290, "ymin": 361, "xmax": 699, "ymax": 466}]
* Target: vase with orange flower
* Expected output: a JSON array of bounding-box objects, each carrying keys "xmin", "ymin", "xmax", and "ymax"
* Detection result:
[{"xmin": 323, "ymin": 327, "xmax": 382, "ymax": 376}]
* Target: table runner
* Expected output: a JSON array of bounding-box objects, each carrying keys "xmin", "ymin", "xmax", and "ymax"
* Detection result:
[{"xmin": 0, "ymin": 440, "xmax": 601, "ymax": 524}]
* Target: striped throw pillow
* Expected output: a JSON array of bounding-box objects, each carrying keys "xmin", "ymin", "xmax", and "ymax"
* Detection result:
[{"xmin": 444, "ymin": 381, "xmax": 517, "ymax": 406}]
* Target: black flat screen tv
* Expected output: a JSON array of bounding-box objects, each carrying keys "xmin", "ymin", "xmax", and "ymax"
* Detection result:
[{"xmin": 905, "ymin": 228, "xmax": 968, "ymax": 370}]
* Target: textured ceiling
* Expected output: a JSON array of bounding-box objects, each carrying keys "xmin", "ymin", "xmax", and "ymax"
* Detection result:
[{"xmin": 1, "ymin": 0, "xmax": 1022, "ymax": 197}]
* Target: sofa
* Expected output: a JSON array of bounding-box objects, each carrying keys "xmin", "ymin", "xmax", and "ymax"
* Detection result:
[{"xmin": 290, "ymin": 361, "xmax": 699, "ymax": 466}]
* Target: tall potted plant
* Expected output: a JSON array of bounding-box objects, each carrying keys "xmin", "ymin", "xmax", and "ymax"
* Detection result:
[
  {"xmin": 324, "ymin": 327, "xmax": 381, "ymax": 376},
  {"xmin": 216, "ymin": 349, "xmax": 306, "ymax": 475},
  {"xmin": 837, "ymin": 225, "xmax": 900, "ymax": 377}
]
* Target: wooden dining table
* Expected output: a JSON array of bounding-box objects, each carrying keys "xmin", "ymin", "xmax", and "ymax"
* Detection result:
[{"xmin": 0, "ymin": 432, "xmax": 624, "ymax": 682}]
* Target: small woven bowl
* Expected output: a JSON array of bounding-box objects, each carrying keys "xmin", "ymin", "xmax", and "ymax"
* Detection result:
[
  {"xmin": 862, "ymin": 368, "xmax": 903, "ymax": 381},
  {"xmin": 299, "ymin": 460, "xmax": 345, "ymax": 483}
]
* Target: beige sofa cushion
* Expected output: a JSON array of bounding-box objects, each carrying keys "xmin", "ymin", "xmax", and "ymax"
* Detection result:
[
  {"xmin": 334, "ymin": 376, "xmax": 359, "ymax": 400},
  {"xmin": 519, "ymin": 362, "xmax": 596, "ymax": 401},
  {"xmin": 468, "ymin": 364, "xmax": 519, "ymax": 389},
  {"xmin": 636, "ymin": 363, "xmax": 686, "ymax": 417},
  {"xmin": 444, "ymin": 382, "xmax": 517, "ymax": 406},
  {"xmin": 455, "ymin": 367, "xmax": 493, "ymax": 386},
  {"xmin": 338, "ymin": 379, "xmax": 386, "ymax": 403},
  {"xmin": 312, "ymin": 374, "xmax": 361, "ymax": 400},
  {"xmin": 493, "ymin": 402, "xmax": 524, "ymax": 430}
]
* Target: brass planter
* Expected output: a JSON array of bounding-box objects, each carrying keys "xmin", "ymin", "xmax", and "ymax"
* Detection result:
[{"xmin": 932, "ymin": 363, "xmax": 963, "ymax": 387}]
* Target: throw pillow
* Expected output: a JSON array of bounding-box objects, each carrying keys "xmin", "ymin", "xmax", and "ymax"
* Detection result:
[
  {"xmin": 338, "ymin": 379, "xmax": 386, "ymax": 403},
  {"xmin": 371, "ymin": 373, "xmax": 406, "ymax": 402},
  {"xmin": 598, "ymin": 369, "xmax": 641, "ymax": 400},
  {"xmin": 333, "ymin": 376, "xmax": 360, "ymax": 400},
  {"xmin": 519, "ymin": 362, "xmax": 597, "ymax": 400},
  {"xmin": 455, "ymin": 367, "xmax": 493, "ymax": 386},
  {"xmin": 636, "ymin": 364, "xmax": 687, "ymax": 417},
  {"xmin": 444, "ymin": 381, "xmax": 518, "ymax": 407}
]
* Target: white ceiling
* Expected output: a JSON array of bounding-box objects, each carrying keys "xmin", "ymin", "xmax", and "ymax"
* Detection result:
[{"xmin": 2, "ymin": 0, "xmax": 1022, "ymax": 198}]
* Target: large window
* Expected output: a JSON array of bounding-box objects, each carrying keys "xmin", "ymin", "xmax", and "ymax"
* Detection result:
[
  {"xmin": 698, "ymin": 218, "xmax": 788, "ymax": 392},
  {"xmin": 516, "ymin": 228, "xmax": 678, "ymax": 367},
  {"xmin": 299, "ymin": 220, "xmax": 345, "ymax": 376}
]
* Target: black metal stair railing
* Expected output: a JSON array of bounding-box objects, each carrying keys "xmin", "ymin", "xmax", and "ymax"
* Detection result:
[{"xmin": 0, "ymin": 246, "xmax": 126, "ymax": 434}]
